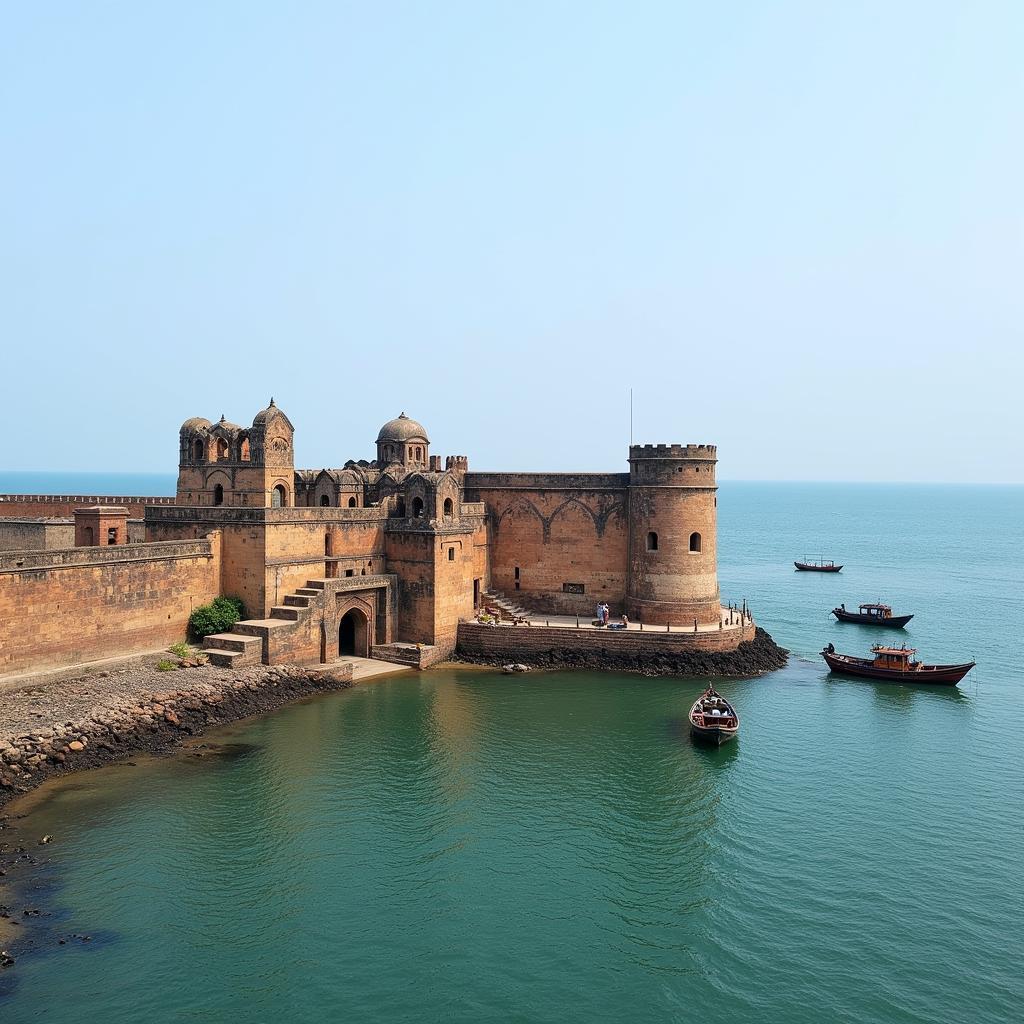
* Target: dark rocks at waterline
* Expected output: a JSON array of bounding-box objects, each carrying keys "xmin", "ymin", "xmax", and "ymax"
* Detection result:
[
  {"xmin": 0, "ymin": 665, "xmax": 353, "ymax": 812},
  {"xmin": 454, "ymin": 627, "xmax": 789, "ymax": 678}
]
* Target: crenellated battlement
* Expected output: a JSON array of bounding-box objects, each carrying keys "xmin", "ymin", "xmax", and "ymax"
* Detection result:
[{"xmin": 628, "ymin": 444, "xmax": 717, "ymax": 459}]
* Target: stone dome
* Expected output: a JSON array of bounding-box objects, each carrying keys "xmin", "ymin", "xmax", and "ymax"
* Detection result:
[
  {"xmin": 213, "ymin": 414, "xmax": 243, "ymax": 432},
  {"xmin": 376, "ymin": 413, "xmax": 429, "ymax": 444},
  {"xmin": 253, "ymin": 397, "xmax": 285, "ymax": 427},
  {"xmin": 179, "ymin": 416, "xmax": 212, "ymax": 434}
]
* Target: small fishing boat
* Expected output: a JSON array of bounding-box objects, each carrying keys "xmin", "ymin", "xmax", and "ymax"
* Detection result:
[
  {"xmin": 795, "ymin": 556, "xmax": 842, "ymax": 572},
  {"xmin": 821, "ymin": 643, "xmax": 974, "ymax": 686},
  {"xmin": 832, "ymin": 603, "xmax": 914, "ymax": 628},
  {"xmin": 688, "ymin": 687, "xmax": 739, "ymax": 744}
]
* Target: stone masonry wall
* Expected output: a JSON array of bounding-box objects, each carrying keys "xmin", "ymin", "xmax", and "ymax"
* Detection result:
[
  {"xmin": 465, "ymin": 474, "xmax": 629, "ymax": 616},
  {"xmin": 0, "ymin": 495, "xmax": 173, "ymax": 518},
  {"xmin": 0, "ymin": 536, "xmax": 221, "ymax": 676},
  {"xmin": 458, "ymin": 619, "xmax": 753, "ymax": 658}
]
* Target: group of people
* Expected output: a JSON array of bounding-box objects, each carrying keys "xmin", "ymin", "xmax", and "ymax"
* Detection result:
[{"xmin": 595, "ymin": 602, "xmax": 629, "ymax": 630}]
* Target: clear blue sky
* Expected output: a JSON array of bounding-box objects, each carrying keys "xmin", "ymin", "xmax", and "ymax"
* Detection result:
[{"xmin": 2, "ymin": 2, "xmax": 1021, "ymax": 482}]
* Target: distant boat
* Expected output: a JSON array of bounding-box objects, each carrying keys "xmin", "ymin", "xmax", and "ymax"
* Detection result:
[
  {"xmin": 688, "ymin": 686, "xmax": 739, "ymax": 744},
  {"xmin": 821, "ymin": 643, "xmax": 974, "ymax": 686},
  {"xmin": 832, "ymin": 603, "xmax": 914, "ymax": 628},
  {"xmin": 795, "ymin": 556, "xmax": 843, "ymax": 572}
]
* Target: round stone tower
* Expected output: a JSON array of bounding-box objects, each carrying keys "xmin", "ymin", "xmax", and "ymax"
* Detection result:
[{"xmin": 625, "ymin": 444, "xmax": 720, "ymax": 626}]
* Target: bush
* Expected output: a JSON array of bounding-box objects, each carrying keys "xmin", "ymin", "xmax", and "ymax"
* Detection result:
[
  {"xmin": 168, "ymin": 642, "xmax": 193, "ymax": 658},
  {"xmin": 189, "ymin": 596, "xmax": 246, "ymax": 640},
  {"xmin": 155, "ymin": 659, "xmax": 178, "ymax": 672}
]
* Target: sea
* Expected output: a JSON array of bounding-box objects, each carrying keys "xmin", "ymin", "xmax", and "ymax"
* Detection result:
[{"xmin": 1, "ymin": 479, "xmax": 1022, "ymax": 1023}]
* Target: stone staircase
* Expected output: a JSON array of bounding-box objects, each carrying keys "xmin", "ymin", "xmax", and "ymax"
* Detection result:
[
  {"xmin": 482, "ymin": 589, "xmax": 535, "ymax": 621},
  {"xmin": 202, "ymin": 579, "xmax": 325, "ymax": 667}
]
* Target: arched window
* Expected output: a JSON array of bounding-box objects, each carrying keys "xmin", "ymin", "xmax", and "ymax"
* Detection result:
[
  {"xmin": 416, "ymin": 446, "xmax": 422, "ymax": 461},
  {"xmin": 443, "ymin": 497, "xmax": 454, "ymax": 517},
  {"xmin": 325, "ymin": 532, "xmax": 332, "ymax": 555},
  {"xmin": 411, "ymin": 496, "xmax": 424, "ymax": 518},
  {"xmin": 213, "ymin": 484, "xmax": 224, "ymax": 506},
  {"xmin": 647, "ymin": 531, "xmax": 658, "ymax": 551},
  {"xmin": 272, "ymin": 484, "xmax": 287, "ymax": 508},
  {"xmin": 395, "ymin": 497, "xmax": 406, "ymax": 518},
  {"xmin": 193, "ymin": 439, "xmax": 204, "ymax": 462},
  {"xmin": 689, "ymin": 532, "xmax": 701, "ymax": 552},
  {"xmin": 216, "ymin": 438, "xmax": 229, "ymax": 461},
  {"xmin": 239, "ymin": 436, "xmax": 250, "ymax": 461},
  {"xmin": 320, "ymin": 495, "xmax": 330, "ymax": 506},
  {"xmin": 348, "ymin": 496, "xmax": 357, "ymax": 508}
]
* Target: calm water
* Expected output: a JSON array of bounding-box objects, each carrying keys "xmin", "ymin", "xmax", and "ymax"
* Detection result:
[{"xmin": 2, "ymin": 482, "xmax": 1023, "ymax": 1023}]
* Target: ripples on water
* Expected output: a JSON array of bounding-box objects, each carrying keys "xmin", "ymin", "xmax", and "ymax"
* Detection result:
[{"xmin": 2, "ymin": 483, "xmax": 1022, "ymax": 1023}]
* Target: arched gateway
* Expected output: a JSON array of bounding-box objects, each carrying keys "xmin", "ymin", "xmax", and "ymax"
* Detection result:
[{"xmin": 338, "ymin": 608, "xmax": 370, "ymax": 657}]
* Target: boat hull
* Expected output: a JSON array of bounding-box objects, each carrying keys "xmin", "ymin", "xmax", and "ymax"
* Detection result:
[
  {"xmin": 689, "ymin": 722, "xmax": 738, "ymax": 745},
  {"xmin": 832, "ymin": 609, "xmax": 914, "ymax": 628},
  {"xmin": 822, "ymin": 651, "xmax": 974, "ymax": 686},
  {"xmin": 795, "ymin": 562, "xmax": 843, "ymax": 572}
]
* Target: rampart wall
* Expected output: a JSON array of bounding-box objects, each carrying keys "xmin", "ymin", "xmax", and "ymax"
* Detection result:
[
  {"xmin": 0, "ymin": 495, "xmax": 174, "ymax": 518},
  {"xmin": 464, "ymin": 472, "xmax": 629, "ymax": 615},
  {"xmin": 0, "ymin": 536, "xmax": 221, "ymax": 676}
]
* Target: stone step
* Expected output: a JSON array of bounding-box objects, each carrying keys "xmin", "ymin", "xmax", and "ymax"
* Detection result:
[
  {"xmin": 232, "ymin": 618, "xmax": 294, "ymax": 637},
  {"xmin": 295, "ymin": 588, "xmax": 322, "ymax": 598},
  {"xmin": 304, "ymin": 580, "xmax": 327, "ymax": 590},
  {"xmin": 204, "ymin": 647, "xmax": 250, "ymax": 668},
  {"xmin": 202, "ymin": 632, "xmax": 263, "ymax": 655},
  {"xmin": 269, "ymin": 605, "xmax": 302, "ymax": 621},
  {"xmin": 284, "ymin": 594, "xmax": 313, "ymax": 608}
]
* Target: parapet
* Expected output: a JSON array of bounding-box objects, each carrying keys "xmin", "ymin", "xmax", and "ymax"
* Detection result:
[
  {"xmin": 628, "ymin": 444, "xmax": 717, "ymax": 459},
  {"xmin": 445, "ymin": 455, "xmax": 469, "ymax": 473}
]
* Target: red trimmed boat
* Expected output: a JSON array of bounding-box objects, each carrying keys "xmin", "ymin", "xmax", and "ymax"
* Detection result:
[
  {"xmin": 688, "ymin": 687, "xmax": 739, "ymax": 744},
  {"xmin": 795, "ymin": 557, "xmax": 842, "ymax": 572},
  {"xmin": 832, "ymin": 603, "xmax": 914, "ymax": 628},
  {"xmin": 821, "ymin": 643, "xmax": 974, "ymax": 686}
]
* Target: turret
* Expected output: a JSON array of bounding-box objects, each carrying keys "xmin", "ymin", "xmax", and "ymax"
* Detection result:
[{"xmin": 625, "ymin": 444, "xmax": 719, "ymax": 626}]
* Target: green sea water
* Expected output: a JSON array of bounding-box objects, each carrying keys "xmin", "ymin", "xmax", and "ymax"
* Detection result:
[{"xmin": 2, "ymin": 482, "xmax": 1022, "ymax": 1023}]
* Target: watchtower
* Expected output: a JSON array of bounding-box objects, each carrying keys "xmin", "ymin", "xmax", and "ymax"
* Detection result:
[{"xmin": 625, "ymin": 444, "xmax": 719, "ymax": 626}]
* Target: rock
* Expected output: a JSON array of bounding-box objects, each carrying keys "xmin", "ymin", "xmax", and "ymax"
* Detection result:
[
  {"xmin": 67, "ymin": 741, "xmax": 85, "ymax": 752},
  {"xmin": 164, "ymin": 710, "xmax": 180, "ymax": 726},
  {"xmin": 38, "ymin": 835, "xmax": 53, "ymax": 845}
]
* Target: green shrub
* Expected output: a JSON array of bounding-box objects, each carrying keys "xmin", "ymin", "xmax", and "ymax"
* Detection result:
[
  {"xmin": 168, "ymin": 641, "xmax": 193, "ymax": 658},
  {"xmin": 189, "ymin": 595, "xmax": 246, "ymax": 640},
  {"xmin": 155, "ymin": 659, "xmax": 178, "ymax": 672}
]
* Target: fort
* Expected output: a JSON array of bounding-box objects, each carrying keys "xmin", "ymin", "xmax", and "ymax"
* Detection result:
[{"xmin": 0, "ymin": 402, "xmax": 785, "ymax": 678}]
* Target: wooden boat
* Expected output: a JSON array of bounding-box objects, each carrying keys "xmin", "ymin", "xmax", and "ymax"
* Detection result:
[
  {"xmin": 688, "ymin": 686, "xmax": 739, "ymax": 744},
  {"xmin": 794, "ymin": 556, "xmax": 842, "ymax": 572},
  {"xmin": 832, "ymin": 603, "xmax": 914, "ymax": 628},
  {"xmin": 821, "ymin": 643, "xmax": 974, "ymax": 686}
]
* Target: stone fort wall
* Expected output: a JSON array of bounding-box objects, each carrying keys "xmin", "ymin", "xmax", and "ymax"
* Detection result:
[
  {"xmin": 0, "ymin": 536, "xmax": 221, "ymax": 676},
  {"xmin": 0, "ymin": 495, "xmax": 174, "ymax": 518},
  {"xmin": 464, "ymin": 472, "xmax": 630, "ymax": 616}
]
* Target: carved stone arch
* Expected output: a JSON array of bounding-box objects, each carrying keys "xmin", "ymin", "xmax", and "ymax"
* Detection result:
[
  {"xmin": 548, "ymin": 497, "xmax": 600, "ymax": 538},
  {"xmin": 594, "ymin": 501, "xmax": 627, "ymax": 538},
  {"xmin": 493, "ymin": 498, "xmax": 548, "ymax": 540}
]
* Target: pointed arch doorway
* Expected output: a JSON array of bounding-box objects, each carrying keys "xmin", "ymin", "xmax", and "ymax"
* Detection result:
[{"xmin": 338, "ymin": 608, "xmax": 370, "ymax": 657}]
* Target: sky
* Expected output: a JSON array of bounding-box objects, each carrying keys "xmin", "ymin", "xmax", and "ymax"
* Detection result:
[{"xmin": 2, "ymin": 2, "xmax": 1022, "ymax": 483}]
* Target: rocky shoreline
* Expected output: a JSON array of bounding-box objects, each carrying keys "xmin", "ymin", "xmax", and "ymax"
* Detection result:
[
  {"xmin": 0, "ymin": 661, "xmax": 355, "ymax": 969},
  {"xmin": 0, "ymin": 663, "xmax": 353, "ymax": 813},
  {"xmin": 453, "ymin": 626, "xmax": 789, "ymax": 677}
]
